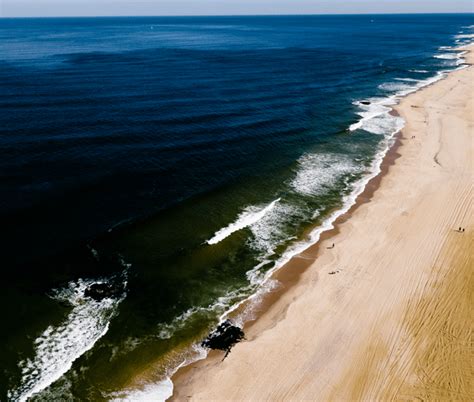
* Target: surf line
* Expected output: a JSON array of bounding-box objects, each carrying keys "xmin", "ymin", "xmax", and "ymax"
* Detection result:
[{"xmin": 206, "ymin": 198, "xmax": 281, "ymax": 245}]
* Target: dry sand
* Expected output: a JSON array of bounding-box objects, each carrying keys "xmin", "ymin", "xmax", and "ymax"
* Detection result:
[{"xmin": 172, "ymin": 46, "xmax": 474, "ymax": 401}]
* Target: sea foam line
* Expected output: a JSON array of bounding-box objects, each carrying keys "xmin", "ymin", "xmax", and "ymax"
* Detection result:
[
  {"xmin": 455, "ymin": 33, "xmax": 474, "ymax": 39},
  {"xmin": 349, "ymin": 66, "xmax": 453, "ymax": 135},
  {"xmin": 206, "ymin": 198, "xmax": 281, "ymax": 245},
  {"xmin": 434, "ymin": 53, "xmax": 459, "ymax": 60},
  {"xmin": 350, "ymin": 42, "xmax": 471, "ymax": 135}
]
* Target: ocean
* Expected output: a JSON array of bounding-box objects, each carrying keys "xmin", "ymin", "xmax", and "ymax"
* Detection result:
[{"xmin": 1, "ymin": 14, "xmax": 473, "ymax": 401}]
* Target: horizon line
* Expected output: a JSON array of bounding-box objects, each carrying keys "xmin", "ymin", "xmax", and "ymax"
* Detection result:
[{"xmin": 2, "ymin": 11, "xmax": 474, "ymax": 19}]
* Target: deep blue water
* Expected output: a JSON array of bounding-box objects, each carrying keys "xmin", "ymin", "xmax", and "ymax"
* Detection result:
[{"xmin": 1, "ymin": 14, "xmax": 472, "ymax": 400}]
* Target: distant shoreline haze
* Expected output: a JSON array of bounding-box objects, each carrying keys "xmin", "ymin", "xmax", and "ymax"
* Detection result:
[
  {"xmin": 2, "ymin": 0, "xmax": 474, "ymax": 18},
  {"xmin": 2, "ymin": 13, "xmax": 474, "ymax": 19}
]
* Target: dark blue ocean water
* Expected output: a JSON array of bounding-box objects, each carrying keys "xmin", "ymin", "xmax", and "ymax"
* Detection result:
[{"xmin": 1, "ymin": 14, "xmax": 472, "ymax": 400}]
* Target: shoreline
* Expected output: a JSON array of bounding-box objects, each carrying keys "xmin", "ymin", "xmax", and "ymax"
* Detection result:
[
  {"xmin": 170, "ymin": 45, "xmax": 473, "ymax": 399},
  {"xmin": 168, "ymin": 118, "xmax": 404, "ymax": 398},
  {"xmin": 169, "ymin": 131, "xmax": 404, "ymax": 397}
]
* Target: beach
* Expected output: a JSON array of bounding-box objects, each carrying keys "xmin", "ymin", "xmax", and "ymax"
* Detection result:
[
  {"xmin": 171, "ymin": 45, "xmax": 474, "ymax": 400},
  {"xmin": 3, "ymin": 17, "xmax": 473, "ymax": 400}
]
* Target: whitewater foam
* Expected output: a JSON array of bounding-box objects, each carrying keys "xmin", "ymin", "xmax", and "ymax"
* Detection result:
[
  {"xmin": 350, "ymin": 67, "xmax": 452, "ymax": 137},
  {"xmin": 349, "ymin": 99, "xmax": 394, "ymax": 132},
  {"xmin": 291, "ymin": 153, "xmax": 361, "ymax": 196},
  {"xmin": 109, "ymin": 344, "xmax": 207, "ymax": 402},
  {"xmin": 8, "ymin": 272, "xmax": 128, "ymax": 401},
  {"xmin": 206, "ymin": 198, "xmax": 281, "ymax": 245},
  {"xmin": 111, "ymin": 378, "xmax": 174, "ymax": 402},
  {"xmin": 434, "ymin": 53, "xmax": 459, "ymax": 60},
  {"xmin": 349, "ymin": 97, "xmax": 404, "ymax": 135},
  {"xmin": 455, "ymin": 33, "xmax": 474, "ymax": 39},
  {"xmin": 395, "ymin": 77, "xmax": 420, "ymax": 82},
  {"xmin": 248, "ymin": 201, "xmax": 301, "ymax": 255},
  {"xmin": 378, "ymin": 82, "xmax": 414, "ymax": 92}
]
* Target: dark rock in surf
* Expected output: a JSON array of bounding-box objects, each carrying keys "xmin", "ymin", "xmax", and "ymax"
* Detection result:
[
  {"xmin": 84, "ymin": 282, "xmax": 121, "ymax": 301},
  {"xmin": 201, "ymin": 320, "xmax": 245, "ymax": 360},
  {"xmin": 360, "ymin": 100, "xmax": 371, "ymax": 105}
]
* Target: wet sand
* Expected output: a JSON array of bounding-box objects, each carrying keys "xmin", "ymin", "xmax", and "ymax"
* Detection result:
[{"xmin": 172, "ymin": 46, "xmax": 474, "ymax": 400}]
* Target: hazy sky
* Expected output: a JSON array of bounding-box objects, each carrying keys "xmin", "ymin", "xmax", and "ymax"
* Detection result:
[{"xmin": 2, "ymin": 0, "xmax": 473, "ymax": 18}]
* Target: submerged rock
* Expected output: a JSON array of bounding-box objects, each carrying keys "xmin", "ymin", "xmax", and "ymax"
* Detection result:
[
  {"xmin": 201, "ymin": 320, "xmax": 245, "ymax": 359},
  {"xmin": 84, "ymin": 282, "xmax": 122, "ymax": 301}
]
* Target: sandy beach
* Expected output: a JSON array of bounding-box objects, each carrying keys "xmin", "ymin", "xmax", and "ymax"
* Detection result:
[{"xmin": 172, "ymin": 46, "xmax": 473, "ymax": 400}]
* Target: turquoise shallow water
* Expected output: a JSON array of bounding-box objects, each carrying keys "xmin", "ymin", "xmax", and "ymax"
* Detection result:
[{"xmin": 1, "ymin": 14, "xmax": 473, "ymax": 400}]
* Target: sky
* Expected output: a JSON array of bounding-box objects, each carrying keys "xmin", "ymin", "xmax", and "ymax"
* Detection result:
[{"xmin": 1, "ymin": 0, "xmax": 473, "ymax": 18}]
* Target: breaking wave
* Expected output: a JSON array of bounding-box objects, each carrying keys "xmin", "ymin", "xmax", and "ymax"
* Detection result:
[
  {"xmin": 206, "ymin": 198, "xmax": 281, "ymax": 245},
  {"xmin": 395, "ymin": 77, "xmax": 420, "ymax": 82},
  {"xmin": 349, "ymin": 98, "xmax": 403, "ymax": 135},
  {"xmin": 247, "ymin": 201, "xmax": 301, "ymax": 256},
  {"xmin": 349, "ymin": 61, "xmax": 461, "ymax": 137},
  {"xmin": 291, "ymin": 153, "xmax": 361, "ymax": 195},
  {"xmin": 455, "ymin": 33, "xmax": 474, "ymax": 39},
  {"xmin": 8, "ymin": 271, "xmax": 128, "ymax": 401},
  {"xmin": 434, "ymin": 53, "xmax": 459, "ymax": 60}
]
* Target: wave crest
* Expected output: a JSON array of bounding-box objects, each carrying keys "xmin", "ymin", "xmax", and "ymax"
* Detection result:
[{"xmin": 206, "ymin": 198, "xmax": 281, "ymax": 245}]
